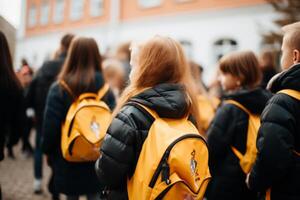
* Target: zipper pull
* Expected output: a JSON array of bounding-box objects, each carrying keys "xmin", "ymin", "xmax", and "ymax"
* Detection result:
[{"xmin": 161, "ymin": 161, "xmax": 171, "ymax": 185}]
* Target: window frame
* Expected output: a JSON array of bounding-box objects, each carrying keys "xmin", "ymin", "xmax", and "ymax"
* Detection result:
[
  {"xmin": 90, "ymin": 0, "xmax": 104, "ymax": 17},
  {"xmin": 28, "ymin": 4, "xmax": 37, "ymax": 28},
  {"xmin": 70, "ymin": 0, "xmax": 85, "ymax": 21},
  {"xmin": 40, "ymin": 0, "xmax": 50, "ymax": 26},
  {"xmin": 53, "ymin": 0, "xmax": 65, "ymax": 24}
]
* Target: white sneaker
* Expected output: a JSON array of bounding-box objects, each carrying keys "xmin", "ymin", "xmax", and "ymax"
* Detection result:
[{"xmin": 33, "ymin": 179, "xmax": 42, "ymax": 194}]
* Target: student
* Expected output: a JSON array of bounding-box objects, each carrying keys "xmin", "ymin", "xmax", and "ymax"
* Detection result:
[
  {"xmin": 42, "ymin": 37, "xmax": 115, "ymax": 200},
  {"xmin": 0, "ymin": 31, "xmax": 25, "ymax": 197},
  {"xmin": 95, "ymin": 36, "xmax": 204, "ymax": 199},
  {"xmin": 258, "ymin": 50, "xmax": 277, "ymax": 89},
  {"xmin": 206, "ymin": 51, "xmax": 271, "ymax": 200},
  {"xmin": 26, "ymin": 33, "xmax": 74, "ymax": 196},
  {"xmin": 247, "ymin": 22, "xmax": 300, "ymax": 200},
  {"xmin": 190, "ymin": 61, "xmax": 220, "ymax": 132},
  {"xmin": 102, "ymin": 59, "xmax": 126, "ymax": 99}
]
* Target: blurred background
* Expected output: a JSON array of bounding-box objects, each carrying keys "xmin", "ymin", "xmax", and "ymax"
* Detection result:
[{"xmin": 0, "ymin": 0, "xmax": 299, "ymax": 84}]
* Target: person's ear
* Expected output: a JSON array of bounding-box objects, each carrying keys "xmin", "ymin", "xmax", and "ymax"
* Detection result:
[{"xmin": 293, "ymin": 49, "xmax": 300, "ymax": 64}]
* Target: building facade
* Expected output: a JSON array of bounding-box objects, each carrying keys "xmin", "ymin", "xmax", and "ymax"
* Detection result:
[
  {"xmin": 1, "ymin": 16, "xmax": 16, "ymax": 59},
  {"xmin": 16, "ymin": 0, "xmax": 278, "ymax": 83}
]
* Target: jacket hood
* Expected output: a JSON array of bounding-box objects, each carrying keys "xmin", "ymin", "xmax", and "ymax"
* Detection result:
[
  {"xmin": 223, "ymin": 88, "xmax": 272, "ymax": 115},
  {"xmin": 267, "ymin": 63, "xmax": 300, "ymax": 93},
  {"xmin": 130, "ymin": 83, "xmax": 189, "ymax": 118}
]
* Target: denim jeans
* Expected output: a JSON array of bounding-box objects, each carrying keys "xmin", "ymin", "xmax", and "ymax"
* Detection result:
[{"xmin": 34, "ymin": 126, "xmax": 43, "ymax": 179}]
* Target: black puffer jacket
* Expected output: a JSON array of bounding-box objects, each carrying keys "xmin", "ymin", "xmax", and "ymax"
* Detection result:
[
  {"xmin": 206, "ymin": 88, "xmax": 272, "ymax": 200},
  {"xmin": 249, "ymin": 64, "xmax": 300, "ymax": 200},
  {"xmin": 95, "ymin": 83, "xmax": 191, "ymax": 199},
  {"xmin": 42, "ymin": 73, "xmax": 115, "ymax": 195}
]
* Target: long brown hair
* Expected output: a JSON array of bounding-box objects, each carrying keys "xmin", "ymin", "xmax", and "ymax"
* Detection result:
[
  {"xmin": 219, "ymin": 51, "xmax": 262, "ymax": 89},
  {"xmin": 58, "ymin": 37, "xmax": 102, "ymax": 97},
  {"xmin": 0, "ymin": 31, "xmax": 21, "ymax": 91},
  {"xmin": 114, "ymin": 36, "xmax": 203, "ymax": 132}
]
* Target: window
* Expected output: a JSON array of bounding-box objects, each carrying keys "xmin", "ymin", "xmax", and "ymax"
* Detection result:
[
  {"xmin": 40, "ymin": 0, "xmax": 50, "ymax": 25},
  {"xmin": 213, "ymin": 38, "xmax": 238, "ymax": 61},
  {"xmin": 180, "ymin": 40, "xmax": 193, "ymax": 59},
  {"xmin": 138, "ymin": 0, "xmax": 161, "ymax": 8},
  {"xmin": 90, "ymin": 0, "xmax": 104, "ymax": 17},
  {"xmin": 28, "ymin": 4, "xmax": 37, "ymax": 27},
  {"xmin": 54, "ymin": 0, "xmax": 64, "ymax": 23},
  {"xmin": 70, "ymin": 0, "xmax": 84, "ymax": 21}
]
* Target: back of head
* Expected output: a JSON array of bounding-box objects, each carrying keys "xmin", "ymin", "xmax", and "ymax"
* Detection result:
[
  {"xmin": 116, "ymin": 42, "xmax": 131, "ymax": 61},
  {"xmin": 0, "ymin": 31, "xmax": 21, "ymax": 91},
  {"xmin": 58, "ymin": 37, "xmax": 102, "ymax": 97},
  {"xmin": 131, "ymin": 36, "xmax": 189, "ymax": 87},
  {"xmin": 219, "ymin": 51, "xmax": 262, "ymax": 89},
  {"xmin": 60, "ymin": 33, "xmax": 75, "ymax": 54},
  {"xmin": 282, "ymin": 22, "xmax": 300, "ymax": 52},
  {"xmin": 259, "ymin": 50, "xmax": 276, "ymax": 70},
  {"xmin": 103, "ymin": 59, "xmax": 126, "ymax": 92},
  {"xmin": 189, "ymin": 61, "xmax": 207, "ymax": 95},
  {"xmin": 116, "ymin": 36, "xmax": 203, "ymax": 132},
  {"xmin": 281, "ymin": 22, "xmax": 300, "ymax": 69}
]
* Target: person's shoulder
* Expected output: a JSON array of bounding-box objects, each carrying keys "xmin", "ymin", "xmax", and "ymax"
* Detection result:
[
  {"xmin": 48, "ymin": 81, "xmax": 64, "ymax": 98},
  {"xmin": 268, "ymin": 92, "xmax": 298, "ymax": 108}
]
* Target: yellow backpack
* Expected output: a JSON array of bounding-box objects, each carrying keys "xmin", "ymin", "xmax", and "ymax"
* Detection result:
[
  {"xmin": 60, "ymin": 81, "xmax": 112, "ymax": 162},
  {"xmin": 197, "ymin": 95, "xmax": 220, "ymax": 132},
  {"xmin": 225, "ymin": 100, "xmax": 261, "ymax": 174},
  {"xmin": 127, "ymin": 104, "xmax": 211, "ymax": 200}
]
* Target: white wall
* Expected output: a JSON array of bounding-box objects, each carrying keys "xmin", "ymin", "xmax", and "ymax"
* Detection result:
[{"xmin": 16, "ymin": 3, "xmax": 278, "ymax": 83}]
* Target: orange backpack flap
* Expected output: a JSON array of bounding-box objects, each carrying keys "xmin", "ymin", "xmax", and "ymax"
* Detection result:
[
  {"xmin": 127, "ymin": 104, "xmax": 211, "ymax": 200},
  {"xmin": 61, "ymin": 84, "xmax": 112, "ymax": 162},
  {"xmin": 225, "ymin": 100, "xmax": 260, "ymax": 174},
  {"xmin": 197, "ymin": 95, "xmax": 220, "ymax": 132}
]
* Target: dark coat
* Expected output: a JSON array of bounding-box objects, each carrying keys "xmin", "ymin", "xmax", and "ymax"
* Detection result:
[
  {"xmin": 249, "ymin": 64, "xmax": 300, "ymax": 200},
  {"xmin": 260, "ymin": 67, "xmax": 277, "ymax": 89},
  {"xmin": 42, "ymin": 73, "xmax": 116, "ymax": 195},
  {"xmin": 26, "ymin": 53, "xmax": 66, "ymax": 131},
  {"xmin": 95, "ymin": 84, "xmax": 191, "ymax": 199},
  {"xmin": 0, "ymin": 86, "xmax": 25, "ymax": 161},
  {"xmin": 206, "ymin": 88, "xmax": 272, "ymax": 200}
]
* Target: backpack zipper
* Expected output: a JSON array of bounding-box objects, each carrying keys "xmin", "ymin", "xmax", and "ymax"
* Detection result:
[{"xmin": 149, "ymin": 134, "xmax": 207, "ymax": 188}]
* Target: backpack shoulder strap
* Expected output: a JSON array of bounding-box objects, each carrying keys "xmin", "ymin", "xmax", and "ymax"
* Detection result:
[
  {"xmin": 225, "ymin": 100, "xmax": 251, "ymax": 115},
  {"xmin": 97, "ymin": 84, "xmax": 110, "ymax": 101},
  {"xmin": 225, "ymin": 100, "xmax": 256, "ymax": 163},
  {"xmin": 60, "ymin": 80, "xmax": 75, "ymax": 99},
  {"xmin": 277, "ymin": 89, "xmax": 300, "ymax": 101},
  {"xmin": 134, "ymin": 103, "xmax": 159, "ymax": 119}
]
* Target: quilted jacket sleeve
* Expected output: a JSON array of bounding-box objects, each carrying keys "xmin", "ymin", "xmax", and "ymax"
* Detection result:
[
  {"xmin": 95, "ymin": 106, "xmax": 140, "ymax": 190},
  {"xmin": 249, "ymin": 93, "xmax": 297, "ymax": 192}
]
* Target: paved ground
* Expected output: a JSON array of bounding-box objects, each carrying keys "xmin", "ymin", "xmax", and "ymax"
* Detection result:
[
  {"xmin": 0, "ymin": 145, "xmax": 52, "ymax": 200},
  {"xmin": 0, "ymin": 133, "xmax": 87, "ymax": 200}
]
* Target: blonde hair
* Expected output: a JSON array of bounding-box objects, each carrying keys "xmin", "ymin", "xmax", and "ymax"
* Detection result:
[
  {"xmin": 282, "ymin": 22, "xmax": 300, "ymax": 51},
  {"xmin": 114, "ymin": 36, "xmax": 203, "ymax": 132}
]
